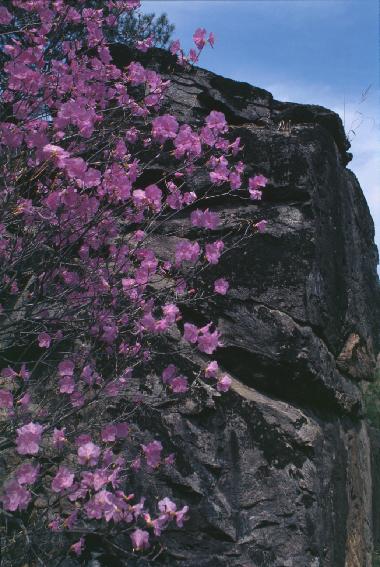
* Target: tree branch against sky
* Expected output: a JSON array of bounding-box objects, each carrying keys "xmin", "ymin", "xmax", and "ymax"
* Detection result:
[{"xmin": 141, "ymin": 0, "xmax": 380, "ymax": 256}]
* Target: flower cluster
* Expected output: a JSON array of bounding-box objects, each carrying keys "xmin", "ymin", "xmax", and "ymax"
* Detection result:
[{"xmin": 0, "ymin": 0, "xmax": 267, "ymax": 562}]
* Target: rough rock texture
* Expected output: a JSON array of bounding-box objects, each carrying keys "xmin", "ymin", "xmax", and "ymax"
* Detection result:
[{"xmin": 110, "ymin": 47, "xmax": 380, "ymax": 567}]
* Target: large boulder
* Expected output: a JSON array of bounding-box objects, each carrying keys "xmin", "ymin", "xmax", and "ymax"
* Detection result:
[{"xmin": 109, "ymin": 46, "xmax": 380, "ymax": 567}]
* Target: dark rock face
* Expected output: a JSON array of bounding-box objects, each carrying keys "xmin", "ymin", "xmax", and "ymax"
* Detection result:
[{"xmin": 112, "ymin": 46, "xmax": 380, "ymax": 567}]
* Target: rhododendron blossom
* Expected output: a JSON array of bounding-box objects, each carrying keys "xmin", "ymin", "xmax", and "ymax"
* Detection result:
[
  {"xmin": 71, "ymin": 538, "xmax": 85, "ymax": 556},
  {"xmin": 256, "ymin": 220, "xmax": 268, "ymax": 233},
  {"xmin": 131, "ymin": 528, "xmax": 150, "ymax": 551},
  {"xmin": 193, "ymin": 28, "xmax": 207, "ymax": 49},
  {"xmin": 175, "ymin": 240, "xmax": 201, "ymax": 265},
  {"xmin": 152, "ymin": 114, "xmax": 179, "ymax": 143},
  {"xmin": 206, "ymin": 111, "xmax": 228, "ymax": 133},
  {"xmin": 142, "ymin": 440, "xmax": 163, "ymax": 468},
  {"xmin": 217, "ymin": 374, "xmax": 232, "ymax": 392},
  {"xmin": 2, "ymin": 480, "xmax": 31, "ymax": 512},
  {"xmin": 38, "ymin": 332, "xmax": 51, "ymax": 348},
  {"xmin": 77, "ymin": 442, "xmax": 101, "ymax": 466},
  {"xmin": 170, "ymin": 375, "xmax": 189, "ymax": 393},
  {"xmin": 191, "ymin": 209, "xmax": 220, "ymax": 230},
  {"xmin": 16, "ymin": 423, "xmax": 44, "ymax": 455},
  {"xmin": 53, "ymin": 428, "xmax": 66, "ymax": 448},
  {"xmin": 214, "ymin": 278, "xmax": 229, "ymax": 295},
  {"xmin": 0, "ymin": 1, "xmax": 267, "ymax": 561},
  {"xmin": 16, "ymin": 463, "xmax": 40, "ymax": 485},
  {"xmin": 205, "ymin": 240, "xmax": 224, "ymax": 264},
  {"xmin": 184, "ymin": 323, "xmax": 199, "ymax": 344},
  {"xmin": 0, "ymin": 6, "xmax": 12, "ymax": 25},
  {"xmin": 197, "ymin": 328, "xmax": 220, "ymax": 354},
  {"xmin": 51, "ymin": 467, "xmax": 75, "ymax": 492},
  {"xmin": 0, "ymin": 389, "xmax": 13, "ymax": 409}
]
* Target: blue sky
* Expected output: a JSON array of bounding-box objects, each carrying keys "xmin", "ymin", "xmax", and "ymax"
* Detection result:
[{"xmin": 141, "ymin": 0, "xmax": 380, "ymax": 256}]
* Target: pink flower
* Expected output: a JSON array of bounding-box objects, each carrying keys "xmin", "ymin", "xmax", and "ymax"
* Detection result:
[
  {"xmin": 136, "ymin": 36, "xmax": 153, "ymax": 52},
  {"xmin": 255, "ymin": 220, "xmax": 268, "ymax": 233},
  {"xmin": 58, "ymin": 360, "xmax": 75, "ymax": 376},
  {"xmin": 149, "ymin": 514, "xmax": 168, "ymax": 536},
  {"xmin": 116, "ymin": 422, "xmax": 129, "ymax": 438},
  {"xmin": 1, "ymin": 367, "xmax": 17, "ymax": 379},
  {"xmin": 42, "ymin": 144, "xmax": 70, "ymax": 166},
  {"xmin": 206, "ymin": 111, "xmax": 227, "ymax": 133},
  {"xmin": 189, "ymin": 48, "xmax": 198, "ymax": 63},
  {"xmin": 16, "ymin": 422, "xmax": 43, "ymax": 455},
  {"xmin": 248, "ymin": 175, "xmax": 267, "ymax": 199},
  {"xmin": 249, "ymin": 174, "xmax": 268, "ymax": 190},
  {"xmin": 170, "ymin": 376, "xmax": 188, "ymax": 393},
  {"xmin": 162, "ymin": 364, "xmax": 177, "ymax": 384},
  {"xmin": 16, "ymin": 463, "xmax": 39, "ymax": 485},
  {"xmin": 230, "ymin": 137, "xmax": 242, "ymax": 156},
  {"xmin": 214, "ymin": 278, "xmax": 229, "ymax": 295},
  {"xmin": 200, "ymin": 126, "xmax": 216, "ymax": 146},
  {"xmin": 162, "ymin": 304, "xmax": 180, "ymax": 324},
  {"xmin": 193, "ymin": 28, "xmax": 207, "ymax": 50},
  {"xmin": 217, "ymin": 374, "xmax": 232, "ymax": 392},
  {"xmin": 59, "ymin": 375, "xmax": 75, "ymax": 394},
  {"xmin": 53, "ymin": 428, "xmax": 66, "ymax": 448},
  {"xmin": 38, "ymin": 332, "xmax": 51, "ymax": 348},
  {"xmin": 205, "ymin": 360, "xmax": 219, "ymax": 378},
  {"xmin": 19, "ymin": 392, "xmax": 30, "ymax": 408},
  {"xmin": 209, "ymin": 162, "xmax": 230, "ymax": 185},
  {"xmin": 205, "ymin": 241, "xmax": 224, "ymax": 264},
  {"xmin": 142, "ymin": 440, "xmax": 162, "ymax": 468},
  {"xmin": 20, "ymin": 364, "xmax": 30, "ymax": 381},
  {"xmin": 128, "ymin": 62, "xmax": 146, "ymax": 86},
  {"xmin": 165, "ymin": 453, "xmax": 175, "ymax": 466},
  {"xmin": 175, "ymin": 240, "xmax": 200, "ymax": 266},
  {"xmin": 70, "ymin": 538, "xmax": 84, "ymax": 556},
  {"xmin": 190, "ymin": 209, "xmax": 220, "ymax": 230},
  {"xmin": 145, "ymin": 184, "xmax": 162, "ymax": 211},
  {"xmin": 249, "ymin": 189, "xmax": 262, "ymax": 200},
  {"xmin": 197, "ymin": 328, "xmax": 220, "ymax": 355},
  {"xmin": 101, "ymin": 424, "xmax": 117, "ymax": 442},
  {"xmin": 183, "ymin": 323, "xmax": 199, "ymax": 344},
  {"xmin": 77, "ymin": 442, "xmax": 101, "ymax": 466},
  {"xmin": 183, "ymin": 191, "xmax": 197, "ymax": 205},
  {"xmin": 125, "ymin": 0, "xmax": 141, "ymax": 11},
  {"xmin": 0, "ymin": 123, "xmax": 23, "ymax": 148},
  {"xmin": 51, "ymin": 466, "xmax": 75, "ymax": 492},
  {"xmin": 158, "ymin": 497, "xmax": 177, "ymax": 514},
  {"xmin": 0, "ymin": 389, "xmax": 13, "ymax": 409},
  {"xmin": 229, "ymin": 171, "xmax": 242, "ymax": 190},
  {"xmin": 174, "ymin": 125, "xmax": 201, "ymax": 158},
  {"xmin": 0, "ymin": 7, "xmax": 13, "ymax": 25},
  {"xmin": 83, "ymin": 168, "xmax": 101, "ymax": 188},
  {"xmin": 76, "ymin": 434, "xmax": 92, "ymax": 447},
  {"xmin": 92, "ymin": 469, "xmax": 109, "ymax": 491},
  {"xmin": 63, "ymin": 157, "xmax": 87, "ymax": 181},
  {"xmin": 2, "ymin": 480, "xmax": 31, "ymax": 511},
  {"xmin": 70, "ymin": 391, "xmax": 84, "ymax": 408},
  {"xmin": 208, "ymin": 32, "xmax": 215, "ymax": 47},
  {"xmin": 151, "ymin": 114, "xmax": 179, "ymax": 144},
  {"xmin": 130, "ymin": 529, "xmax": 150, "ymax": 551},
  {"xmin": 170, "ymin": 39, "xmax": 181, "ymax": 55}
]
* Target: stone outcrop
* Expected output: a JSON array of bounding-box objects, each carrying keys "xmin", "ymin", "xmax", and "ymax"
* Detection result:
[{"xmin": 108, "ymin": 46, "xmax": 380, "ymax": 567}]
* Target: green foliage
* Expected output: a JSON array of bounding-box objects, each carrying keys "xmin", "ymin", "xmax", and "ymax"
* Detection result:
[
  {"xmin": 363, "ymin": 369, "xmax": 380, "ymax": 429},
  {"xmin": 373, "ymin": 550, "xmax": 380, "ymax": 567},
  {"xmin": 115, "ymin": 11, "xmax": 175, "ymax": 48}
]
